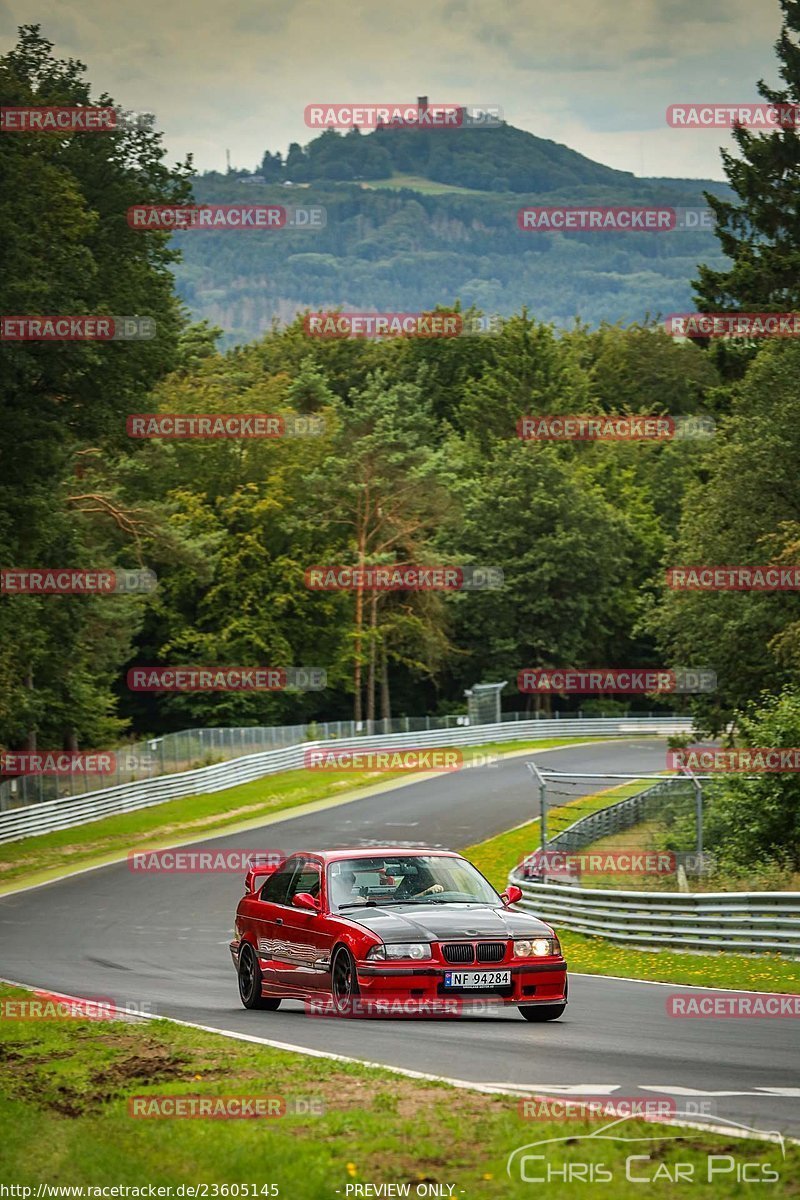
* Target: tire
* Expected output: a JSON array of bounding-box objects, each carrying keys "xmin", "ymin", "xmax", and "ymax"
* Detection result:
[
  {"xmin": 331, "ymin": 946, "xmax": 360, "ymax": 1016},
  {"xmin": 518, "ymin": 1003, "xmax": 566, "ymax": 1022},
  {"xmin": 238, "ymin": 942, "xmax": 281, "ymax": 1011}
]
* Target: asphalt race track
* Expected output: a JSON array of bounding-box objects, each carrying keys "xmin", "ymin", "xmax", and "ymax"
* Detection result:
[{"xmin": 1, "ymin": 739, "xmax": 798, "ymax": 1138}]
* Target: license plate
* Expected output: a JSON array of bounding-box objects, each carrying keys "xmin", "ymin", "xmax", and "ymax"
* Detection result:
[{"xmin": 443, "ymin": 970, "xmax": 511, "ymax": 989}]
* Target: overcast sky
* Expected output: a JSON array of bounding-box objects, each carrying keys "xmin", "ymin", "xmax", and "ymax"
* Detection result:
[{"xmin": 0, "ymin": 0, "xmax": 786, "ymax": 178}]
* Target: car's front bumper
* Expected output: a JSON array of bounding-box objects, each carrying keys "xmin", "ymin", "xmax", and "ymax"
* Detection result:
[{"xmin": 354, "ymin": 957, "xmax": 568, "ymax": 1006}]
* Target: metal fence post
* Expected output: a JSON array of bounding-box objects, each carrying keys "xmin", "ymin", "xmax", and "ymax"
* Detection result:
[
  {"xmin": 526, "ymin": 761, "xmax": 548, "ymax": 850},
  {"xmin": 681, "ymin": 765, "xmax": 704, "ymax": 857}
]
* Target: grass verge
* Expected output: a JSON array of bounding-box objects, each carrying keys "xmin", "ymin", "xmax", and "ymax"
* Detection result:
[
  {"xmin": 360, "ymin": 173, "xmax": 490, "ymax": 195},
  {"xmin": 463, "ymin": 784, "xmax": 800, "ymax": 994},
  {"xmin": 0, "ymin": 983, "xmax": 793, "ymax": 1197},
  {"xmin": 0, "ymin": 737, "xmax": 600, "ymax": 893},
  {"xmin": 577, "ymin": 821, "xmax": 800, "ymax": 894}
]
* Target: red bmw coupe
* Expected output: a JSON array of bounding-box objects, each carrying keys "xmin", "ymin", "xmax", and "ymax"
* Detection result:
[{"xmin": 230, "ymin": 847, "xmax": 568, "ymax": 1020}]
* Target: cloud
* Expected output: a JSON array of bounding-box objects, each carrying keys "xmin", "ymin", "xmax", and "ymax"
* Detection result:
[{"xmin": 0, "ymin": 0, "xmax": 786, "ymax": 175}]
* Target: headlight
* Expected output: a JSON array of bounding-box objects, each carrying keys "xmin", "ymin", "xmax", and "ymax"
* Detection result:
[
  {"xmin": 366, "ymin": 942, "xmax": 432, "ymax": 961},
  {"xmin": 514, "ymin": 937, "xmax": 559, "ymax": 958}
]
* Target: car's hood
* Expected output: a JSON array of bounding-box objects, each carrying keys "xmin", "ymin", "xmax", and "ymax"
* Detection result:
[{"xmin": 343, "ymin": 903, "xmax": 553, "ymax": 942}]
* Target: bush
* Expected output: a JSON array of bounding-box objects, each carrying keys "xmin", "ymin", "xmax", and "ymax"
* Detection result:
[{"xmin": 702, "ymin": 688, "xmax": 800, "ymax": 870}]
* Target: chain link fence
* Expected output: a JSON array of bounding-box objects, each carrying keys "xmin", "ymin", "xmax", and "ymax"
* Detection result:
[
  {"xmin": 0, "ymin": 711, "xmax": 689, "ymax": 816},
  {"xmin": 522, "ymin": 769, "xmax": 713, "ymax": 890},
  {"xmin": 0, "ymin": 711, "xmax": 519, "ymax": 811}
]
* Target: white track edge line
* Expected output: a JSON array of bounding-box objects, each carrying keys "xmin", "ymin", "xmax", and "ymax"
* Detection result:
[{"xmin": 0, "ymin": 976, "xmax": 794, "ymax": 1148}]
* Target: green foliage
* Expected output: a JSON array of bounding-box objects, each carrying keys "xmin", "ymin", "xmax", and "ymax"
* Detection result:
[
  {"xmin": 702, "ymin": 688, "xmax": 800, "ymax": 870},
  {"xmin": 262, "ymin": 120, "xmax": 637, "ymax": 193},
  {"xmin": 174, "ymin": 173, "xmax": 731, "ymax": 344},
  {"xmin": 0, "ymin": 25, "xmax": 192, "ymax": 748},
  {"xmin": 3, "ymin": 11, "xmax": 798, "ymax": 912},
  {"xmin": 651, "ymin": 340, "xmax": 800, "ymax": 730},
  {"xmin": 694, "ymin": 0, "xmax": 800, "ymax": 314}
]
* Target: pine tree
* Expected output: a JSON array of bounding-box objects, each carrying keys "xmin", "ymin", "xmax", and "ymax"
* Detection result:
[{"xmin": 693, "ymin": 0, "xmax": 800, "ymax": 311}]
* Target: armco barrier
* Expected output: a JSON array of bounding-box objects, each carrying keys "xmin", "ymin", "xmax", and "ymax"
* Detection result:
[
  {"xmin": 0, "ymin": 710, "xmax": 685, "ymax": 809},
  {"xmin": 509, "ymin": 874, "xmax": 800, "ymax": 955},
  {"xmin": 0, "ymin": 716, "xmax": 691, "ymax": 844}
]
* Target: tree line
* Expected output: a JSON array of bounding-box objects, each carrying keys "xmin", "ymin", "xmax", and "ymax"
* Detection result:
[{"xmin": 1, "ymin": 13, "xmax": 800, "ymax": 876}]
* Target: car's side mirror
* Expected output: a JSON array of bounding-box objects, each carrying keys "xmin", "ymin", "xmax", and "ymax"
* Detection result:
[
  {"xmin": 292, "ymin": 892, "xmax": 321, "ymax": 913},
  {"xmin": 501, "ymin": 884, "xmax": 523, "ymax": 906}
]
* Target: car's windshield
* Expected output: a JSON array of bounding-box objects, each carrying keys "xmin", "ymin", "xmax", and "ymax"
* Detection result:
[{"xmin": 327, "ymin": 855, "xmax": 499, "ymax": 911}]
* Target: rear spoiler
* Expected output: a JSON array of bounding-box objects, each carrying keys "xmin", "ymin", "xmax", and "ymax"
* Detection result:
[{"xmin": 244, "ymin": 854, "xmax": 285, "ymax": 894}]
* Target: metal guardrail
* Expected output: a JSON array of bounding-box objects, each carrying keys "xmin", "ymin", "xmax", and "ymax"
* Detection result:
[
  {"xmin": 0, "ymin": 709, "xmax": 680, "ymax": 810},
  {"xmin": 509, "ymin": 775, "xmax": 800, "ymax": 954},
  {"xmin": 1, "ymin": 715, "xmax": 466, "ymax": 809},
  {"xmin": 509, "ymin": 873, "xmax": 800, "ymax": 954},
  {"xmin": 0, "ymin": 716, "xmax": 691, "ymax": 844}
]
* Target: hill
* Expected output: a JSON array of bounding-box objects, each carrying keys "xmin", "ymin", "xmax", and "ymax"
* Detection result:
[
  {"xmin": 170, "ymin": 121, "xmax": 731, "ymax": 343},
  {"xmin": 266, "ymin": 120, "xmax": 638, "ymax": 192}
]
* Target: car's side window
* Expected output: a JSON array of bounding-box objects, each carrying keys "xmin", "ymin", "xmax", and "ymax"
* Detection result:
[
  {"xmin": 286, "ymin": 859, "xmax": 321, "ymax": 903},
  {"xmin": 260, "ymin": 859, "xmax": 298, "ymax": 904}
]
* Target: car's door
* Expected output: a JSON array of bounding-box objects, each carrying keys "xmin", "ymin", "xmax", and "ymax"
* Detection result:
[
  {"xmin": 271, "ymin": 856, "xmax": 332, "ymax": 995},
  {"xmin": 247, "ymin": 856, "xmax": 301, "ymax": 986}
]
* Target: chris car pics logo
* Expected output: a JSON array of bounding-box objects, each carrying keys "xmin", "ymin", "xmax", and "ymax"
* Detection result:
[{"xmin": 507, "ymin": 1116, "xmax": 784, "ymax": 1184}]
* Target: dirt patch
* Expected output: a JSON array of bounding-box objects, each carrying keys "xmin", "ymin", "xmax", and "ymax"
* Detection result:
[
  {"xmin": 38, "ymin": 1049, "xmax": 193, "ymax": 1118},
  {"xmin": 92, "ymin": 1047, "xmax": 189, "ymax": 1088},
  {"xmin": 0, "ymin": 1030, "xmax": 194, "ymax": 1119}
]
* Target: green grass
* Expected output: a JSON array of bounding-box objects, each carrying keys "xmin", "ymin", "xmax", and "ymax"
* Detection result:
[
  {"xmin": 360, "ymin": 173, "xmax": 490, "ymax": 195},
  {"xmin": 464, "ymin": 779, "xmax": 648, "ymax": 886},
  {"xmin": 0, "ymin": 983, "xmax": 793, "ymax": 1196},
  {"xmin": 580, "ymin": 819, "xmax": 800, "ymax": 894},
  {"xmin": 0, "ymin": 736, "xmax": 599, "ymax": 892},
  {"xmin": 462, "ymin": 783, "xmax": 800, "ymax": 994}
]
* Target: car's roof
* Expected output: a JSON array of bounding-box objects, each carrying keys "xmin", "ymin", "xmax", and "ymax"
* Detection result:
[{"xmin": 299, "ymin": 847, "xmax": 462, "ymax": 863}]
